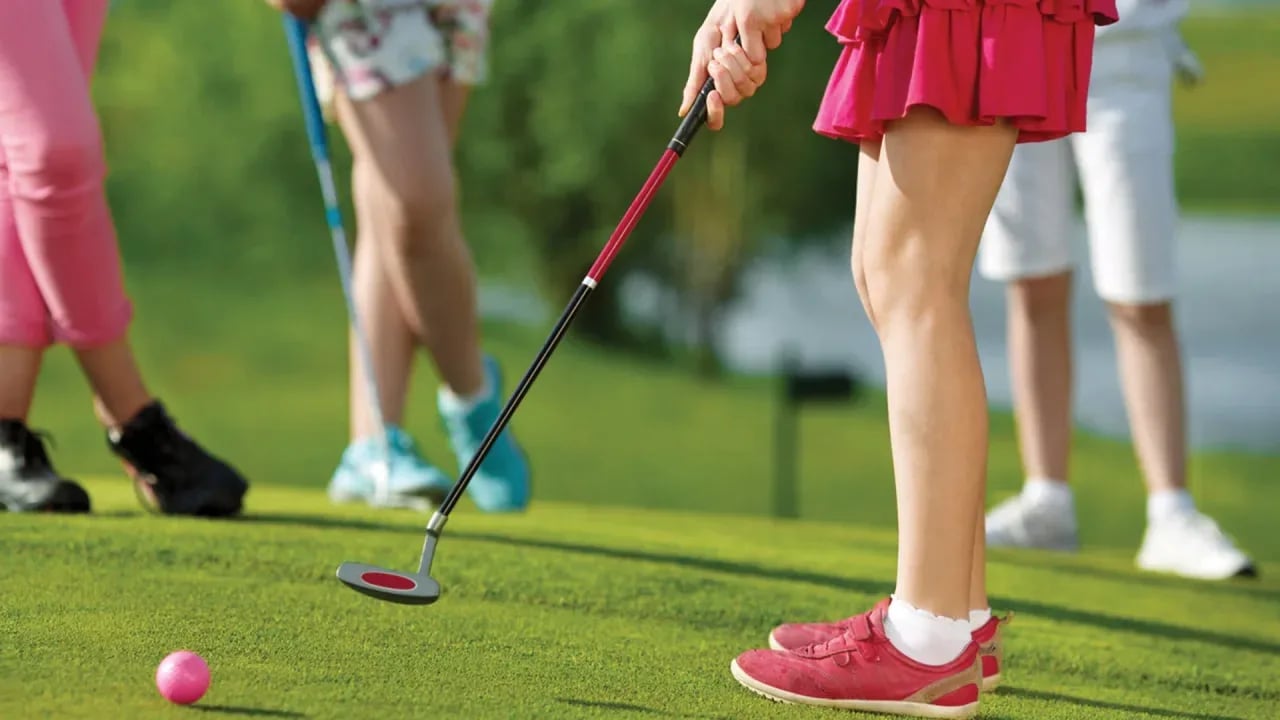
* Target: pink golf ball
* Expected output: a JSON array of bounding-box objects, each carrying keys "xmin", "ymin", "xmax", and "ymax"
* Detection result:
[{"xmin": 155, "ymin": 650, "xmax": 210, "ymax": 705}]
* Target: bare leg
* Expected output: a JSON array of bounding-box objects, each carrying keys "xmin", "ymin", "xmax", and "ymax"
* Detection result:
[
  {"xmin": 969, "ymin": 518, "xmax": 987, "ymax": 613},
  {"xmin": 1108, "ymin": 300, "xmax": 1186, "ymax": 492},
  {"xmin": 0, "ymin": 345, "xmax": 42, "ymax": 420},
  {"xmin": 850, "ymin": 142, "xmax": 880, "ymax": 328},
  {"xmin": 1121, "ymin": 300, "xmax": 1255, "ymax": 579},
  {"xmin": 1008, "ymin": 272, "xmax": 1075, "ymax": 482},
  {"xmin": 437, "ymin": 78, "xmax": 471, "ymax": 147},
  {"xmin": 334, "ymin": 73, "xmax": 485, "ymax": 421},
  {"xmin": 347, "ymin": 157, "xmax": 416, "ymax": 440},
  {"xmin": 78, "ymin": 338, "xmax": 152, "ymax": 429},
  {"xmin": 859, "ymin": 109, "xmax": 1017, "ymax": 619}
]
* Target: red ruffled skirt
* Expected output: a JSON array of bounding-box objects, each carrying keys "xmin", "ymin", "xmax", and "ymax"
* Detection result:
[{"xmin": 813, "ymin": 0, "xmax": 1120, "ymax": 144}]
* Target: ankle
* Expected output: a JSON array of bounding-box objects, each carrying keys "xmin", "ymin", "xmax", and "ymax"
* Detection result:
[
  {"xmin": 97, "ymin": 394, "xmax": 153, "ymax": 432},
  {"xmin": 439, "ymin": 372, "xmax": 491, "ymax": 414},
  {"xmin": 967, "ymin": 607, "xmax": 992, "ymax": 632},
  {"xmin": 1147, "ymin": 487, "xmax": 1195, "ymax": 524},
  {"xmin": 1022, "ymin": 476, "xmax": 1073, "ymax": 509},
  {"xmin": 883, "ymin": 595, "xmax": 972, "ymax": 666}
]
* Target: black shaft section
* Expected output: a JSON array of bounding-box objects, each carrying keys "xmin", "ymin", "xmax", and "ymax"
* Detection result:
[
  {"xmin": 668, "ymin": 76, "xmax": 715, "ymax": 156},
  {"xmin": 437, "ymin": 282, "xmax": 594, "ymax": 516}
]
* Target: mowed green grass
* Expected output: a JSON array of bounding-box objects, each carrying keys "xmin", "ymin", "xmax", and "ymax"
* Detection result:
[
  {"xmin": 1175, "ymin": 10, "xmax": 1280, "ymax": 212},
  {"xmin": 20, "ymin": 275, "xmax": 1280, "ymax": 560},
  {"xmin": 4, "ymin": 273, "xmax": 1279, "ymax": 718},
  {"xmin": 2, "ymin": 478, "xmax": 1277, "ymax": 720}
]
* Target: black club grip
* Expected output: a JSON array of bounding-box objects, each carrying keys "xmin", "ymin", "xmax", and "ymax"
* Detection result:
[{"xmin": 669, "ymin": 76, "xmax": 717, "ymax": 156}]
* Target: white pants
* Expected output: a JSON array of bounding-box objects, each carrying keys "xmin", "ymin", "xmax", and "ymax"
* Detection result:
[{"xmin": 978, "ymin": 32, "xmax": 1181, "ymax": 304}]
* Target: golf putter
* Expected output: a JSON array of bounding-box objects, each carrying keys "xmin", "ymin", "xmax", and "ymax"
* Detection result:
[
  {"xmin": 334, "ymin": 75, "xmax": 724, "ymax": 605},
  {"xmin": 281, "ymin": 15, "xmax": 400, "ymax": 508}
]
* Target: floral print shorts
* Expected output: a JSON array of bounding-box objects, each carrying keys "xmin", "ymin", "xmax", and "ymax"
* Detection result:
[{"xmin": 307, "ymin": 0, "xmax": 492, "ymax": 111}]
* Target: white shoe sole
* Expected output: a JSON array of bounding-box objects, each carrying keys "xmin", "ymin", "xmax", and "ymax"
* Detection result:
[
  {"xmin": 767, "ymin": 633, "xmax": 1003, "ymax": 694},
  {"xmin": 328, "ymin": 488, "xmax": 433, "ymax": 512},
  {"xmin": 1135, "ymin": 555, "xmax": 1256, "ymax": 581},
  {"xmin": 730, "ymin": 660, "xmax": 979, "ymax": 718}
]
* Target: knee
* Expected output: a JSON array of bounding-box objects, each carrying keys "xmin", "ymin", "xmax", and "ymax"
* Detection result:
[
  {"xmin": 862, "ymin": 234, "xmax": 970, "ymax": 330},
  {"xmin": 850, "ymin": 246, "xmax": 873, "ymax": 321},
  {"xmin": 850, "ymin": 251, "xmax": 870, "ymax": 305},
  {"xmin": 1107, "ymin": 300, "xmax": 1173, "ymax": 331},
  {"xmin": 9, "ymin": 131, "xmax": 105, "ymax": 198},
  {"xmin": 1009, "ymin": 273, "xmax": 1072, "ymax": 321},
  {"xmin": 375, "ymin": 166, "xmax": 460, "ymax": 258}
]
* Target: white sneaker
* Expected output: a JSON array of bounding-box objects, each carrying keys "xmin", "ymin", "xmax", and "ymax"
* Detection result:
[
  {"xmin": 985, "ymin": 493, "xmax": 1080, "ymax": 551},
  {"xmin": 1136, "ymin": 511, "xmax": 1257, "ymax": 580}
]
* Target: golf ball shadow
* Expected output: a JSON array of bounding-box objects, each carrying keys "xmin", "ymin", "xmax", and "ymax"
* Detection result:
[{"xmin": 336, "ymin": 562, "xmax": 441, "ymax": 605}]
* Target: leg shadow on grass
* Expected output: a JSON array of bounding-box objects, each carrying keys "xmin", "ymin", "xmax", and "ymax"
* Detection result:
[
  {"xmin": 449, "ymin": 531, "xmax": 1280, "ymax": 657},
  {"xmin": 235, "ymin": 513, "xmax": 425, "ymax": 534},
  {"xmin": 1000, "ymin": 686, "xmax": 1246, "ymax": 720},
  {"xmin": 991, "ymin": 552, "xmax": 1276, "ymax": 602},
  {"xmin": 558, "ymin": 698, "xmax": 734, "ymax": 719},
  {"xmin": 192, "ymin": 706, "xmax": 305, "ymax": 718},
  {"xmin": 234, "ymin": 512, "xmax": 1280, "ymax": 657}
]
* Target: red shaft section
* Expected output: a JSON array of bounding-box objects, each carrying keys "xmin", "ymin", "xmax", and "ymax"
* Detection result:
[{"xmin": 585, "ymin": 149, "xmax": 680, "ymax": 283}]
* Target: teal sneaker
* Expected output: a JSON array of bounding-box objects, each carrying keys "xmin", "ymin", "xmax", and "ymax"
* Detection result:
[
  {"xmin": 328, "ymin": 425, "xmax": 451, "ymax": 509},
  {"xmin": 437, "ymin": 355, "xmax": 531, "ymax": 512}
]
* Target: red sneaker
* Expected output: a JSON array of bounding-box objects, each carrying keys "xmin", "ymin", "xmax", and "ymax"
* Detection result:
[
  {"xmin": 768, "ymin": 600, "xmax": 1010, "ymax": 692},
  {"xmin": 970, "ymin": 614, "xmax": 1007, "ymax": 692},
  {"xmin": 732, "ymin": 602, "xmax": 982, "ymax": 717}
]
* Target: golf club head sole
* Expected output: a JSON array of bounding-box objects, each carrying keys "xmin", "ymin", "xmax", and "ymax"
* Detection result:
[{"xmin": 336, "ymin": 562, "xmax": 441, "ymax": 605}]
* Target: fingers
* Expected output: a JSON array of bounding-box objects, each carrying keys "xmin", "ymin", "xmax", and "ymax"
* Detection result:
[
  {"xmin": 277, "ymin": 0, "xmax": 325, "ymax": 20},
  {"xmin": 705, "ymin": 45, "xmax": 766, "ymax": 130},
  {"xmin": 680, "ymin": 24, "xmax": 723, "ymax": 117},
  {"xmin": 737, "ymin": 27, "xmax": 768, "ymax": 65},
  {"xmin": 706, "ymin": 90, "xmax": 725, "ymax": 131},
  {"xmin": 764, "ymin": 24, "xmax": 783, "ymax": 50},
  {"xmin": 711, "ymin": 44, "xmax": 764, "ymax": 103},
  {"xmin": 707, "ymin": 58, "xmax": 739, "ymax": 107}
]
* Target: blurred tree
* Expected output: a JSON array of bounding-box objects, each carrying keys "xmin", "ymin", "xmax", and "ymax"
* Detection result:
[
  {"xmin": 92, "ymin": 0, "xmax": 859, "ymax": 365},
  {"xmin": 462, "ymin": 0, "xmax": 859, "ymax": 354},
  {"xmin": 94, "ymin": 0, "xmax": 344, "ymax": 282},
  {"xmin": 669, "ymin": 129, "xmax": 753, "ymax": 378}
]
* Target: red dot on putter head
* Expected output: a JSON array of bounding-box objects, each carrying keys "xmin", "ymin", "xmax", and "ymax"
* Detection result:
[{"xmin": 361, "ymin": 571, "xmax": 417, "ymax": 591}]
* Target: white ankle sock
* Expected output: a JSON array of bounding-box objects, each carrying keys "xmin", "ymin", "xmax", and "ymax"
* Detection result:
[
  {"xmin": 883, "ymin": 596, "xmax": 972, "ymax": 666},
  {"xmin": 968, "ymin": 608, "xmax": 992, "ymax": 632},
  {"xmin": 1021, "ymin": 476, "xmax": 1074, "ymax": 509},
  {"xmin": 1147, "ymin": 488, "xmax": 1196, "ymax": 524},
  {"xmin": 438, "ymin": 374, "xmax": 492, "ymax": 414}
]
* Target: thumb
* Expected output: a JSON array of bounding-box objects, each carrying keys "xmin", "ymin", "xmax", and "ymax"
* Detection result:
[
  {"xmin": 679, "ymin": 64, "xmax": 707, "ymax": 117},
  {"xmin": 680, "ymin": 26, "xmax": 721, "ymax": 116}
]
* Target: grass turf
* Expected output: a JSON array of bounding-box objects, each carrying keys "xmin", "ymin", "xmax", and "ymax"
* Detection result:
[
  {"xmin": 1175, "ymin": 11, "xmax": 1280, "ymax": 213},
  {"xmin": 3, "ymin": 478, "xmax": 1277, "ymax": 720},
  {"xmin": 5, "ymin": 274, "xmax": 1280, "ymax": 718},
  {"xmin": 20, "ymin": 275, "xmax": 1280, "ymax": 560}
]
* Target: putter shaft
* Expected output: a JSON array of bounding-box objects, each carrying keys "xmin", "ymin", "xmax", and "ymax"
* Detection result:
[{"xmin": 433, "ymin": 77, "xmax": 718, "ymax": 518}]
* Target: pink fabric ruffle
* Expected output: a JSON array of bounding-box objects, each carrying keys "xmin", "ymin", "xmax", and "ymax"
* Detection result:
[{"xmin": 813, "ymin": 0, "xmax": 1121, "ymax": 144}]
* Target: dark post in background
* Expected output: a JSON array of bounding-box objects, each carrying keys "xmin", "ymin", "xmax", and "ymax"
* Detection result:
[{"xmin": 773, "ymin": 349, "xmax": 860, "ymax": 519}]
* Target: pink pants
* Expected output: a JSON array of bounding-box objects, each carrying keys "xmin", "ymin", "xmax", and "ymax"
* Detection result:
[{"xmin": 0, "ymin": 0, "xmax": 132, "ymax": 349}]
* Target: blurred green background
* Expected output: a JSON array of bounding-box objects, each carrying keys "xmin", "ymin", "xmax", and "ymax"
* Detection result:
[{"xmin": 24, "ymin": 1, "xmax": 1280, "ymax": 558}]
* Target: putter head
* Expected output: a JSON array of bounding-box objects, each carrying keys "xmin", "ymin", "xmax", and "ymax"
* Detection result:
[{"xmin": 336, "ymin": 562, "xmax": 441, "ymax": 605}]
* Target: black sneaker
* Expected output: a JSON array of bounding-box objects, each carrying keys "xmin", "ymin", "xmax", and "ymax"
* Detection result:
[
  {"xmin": 107, "ymin": 401, "xmax": 248, "ymax": 517},
  {"xmin": 0, "ymin": 419, "xmax": 91, "ymax": 513}
]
